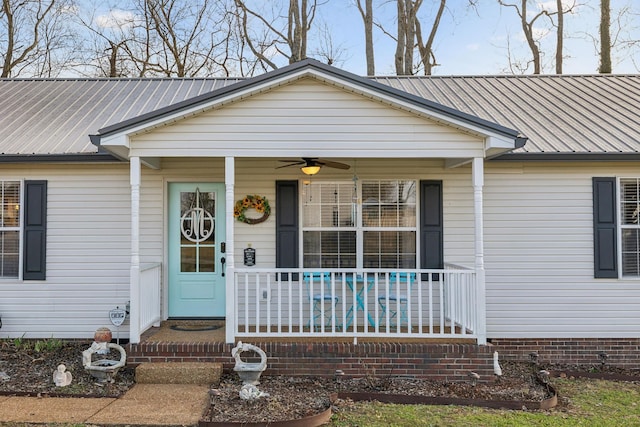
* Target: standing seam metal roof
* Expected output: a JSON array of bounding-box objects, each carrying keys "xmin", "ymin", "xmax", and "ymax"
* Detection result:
[{"xmin": 0, "ymin": 72, "xmax": 638, "ymax": 156}]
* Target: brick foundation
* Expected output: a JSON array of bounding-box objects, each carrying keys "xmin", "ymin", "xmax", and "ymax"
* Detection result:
[
  {"xmin": 126, "ymin": 341, "xmax": 494, "ymax": 382},
  {"xmin": 491, "ymin": 338, "xmax": 640, "ymax": 369}
]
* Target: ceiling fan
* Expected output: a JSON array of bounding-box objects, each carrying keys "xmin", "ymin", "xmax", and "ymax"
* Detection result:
[{"xmin": 276, "ymin": 157, "xmax": 350, "ymax": 175}]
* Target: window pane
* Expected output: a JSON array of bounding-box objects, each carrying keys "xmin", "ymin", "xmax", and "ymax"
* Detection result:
[
  {"xmin": 381, "ymin": 205, "xmax": 398, "ymax": 227},
  {"xmin": 303, "ymin": 230, "xmax": 355, "ymax": 268},
  {"xmin": 399, "ymin": 204, "xmax": 416, "ymax": 227},
  {"xmin": 0, "ymin": 181, "xmax": 20, "ymax": 279},
  {"xmin": 621, "ymin": 179, "xmax": 640, "ymax": 225},
  {"xmin": 199, "ymin": 246, "xmax": 215, "ymax": 273},
  {"xmin": 622, "ymin": 229, "xmax": 640, "ymax": 276},
  {"xmin": 302, "ymin": 180, "xmax": 416, "ymax": 269},
  {"xmin": 621, "ymin": 178, "xmax": 640, "ymax": 277},
  {"xmin": 180, "ymin": 247, "xmax": 196, "ymax": 272},
  {"xmin": 303, "ymin": 182, "xmax": 354, "ymax": 228},
  {"xmin": 363, "ymin": 231, "xmax": 416, "ymax": 269},
  {"xmin": 1, "ymin": 181, "xmax": 20, "ymax": 228},
  {"xmin": 0, "ymin": 231, "xmax": 19, "ymax": 278}
]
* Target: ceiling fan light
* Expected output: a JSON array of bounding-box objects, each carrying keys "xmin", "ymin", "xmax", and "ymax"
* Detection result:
[{"xmin": 301, "ymin": 165, "xmax": 321, "ymax": 175}]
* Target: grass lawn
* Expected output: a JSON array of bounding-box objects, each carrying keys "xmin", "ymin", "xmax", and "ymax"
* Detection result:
[{"xmin": 329, "ymin": 378, "xmax": 640, "ymax": 427}]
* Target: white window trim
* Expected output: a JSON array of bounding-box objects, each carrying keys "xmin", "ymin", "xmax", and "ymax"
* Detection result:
[
  {"xmin": 617, "ymin": 177, "xmax": 640, "ymax": 279},
  {"xmin": 299, "ymin": 179, "xmax": 419, "ymax": 270},
  {"xmin": 0, "ymin": 179, "xmax": 23, "ymax": 280}
]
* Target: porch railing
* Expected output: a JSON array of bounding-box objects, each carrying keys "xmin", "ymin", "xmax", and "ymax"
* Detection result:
[
  {"xmin": 139, "ymin": 263, "xmax": 162, "ymax": 333},
  {"xmin": 231, "ymin": 267, "xmax": 478, "ymax": 343}
]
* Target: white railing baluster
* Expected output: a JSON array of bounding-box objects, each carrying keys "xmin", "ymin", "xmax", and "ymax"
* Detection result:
[
  {"xmin": 229, "ymin": 267, "xmax": 479, "ymax": 342},
  {"xmin": 243, "ymin": 273, "xmax": 249, "ymax": 333}
]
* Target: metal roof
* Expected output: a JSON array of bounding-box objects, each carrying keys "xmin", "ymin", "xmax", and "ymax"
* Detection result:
[
  {"xmin": 373, "ymin": 74, "xmax": 640, "ymax": 156},
  {"xmin": 0, "ymin": 78, "xmax": 241, "ymax": 156},
  {"xmin": 0, "ymin": 68, "xmax": 639, "ymax": 158}
]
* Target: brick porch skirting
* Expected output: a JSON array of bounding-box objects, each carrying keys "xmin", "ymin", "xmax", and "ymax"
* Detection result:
[
  {"xmin": 491, "ymin": 338, "xmax": 640, "ymax": 369},
  {"xmin": 126, "ymin": 342, "xmax": 494, "ymax": 382}
]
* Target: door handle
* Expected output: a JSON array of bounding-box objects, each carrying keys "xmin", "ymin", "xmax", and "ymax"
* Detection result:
[{"xmin": 220, "ymin": 256, "xmax": 226, "ymax": 277}]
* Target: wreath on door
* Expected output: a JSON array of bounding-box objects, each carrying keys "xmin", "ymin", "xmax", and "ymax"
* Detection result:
[{"xmin": 234, "ymin": 195, "xmax": 271, "ymax": 225}]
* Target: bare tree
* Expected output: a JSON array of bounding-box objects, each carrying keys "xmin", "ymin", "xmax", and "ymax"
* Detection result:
[
  {"xmin": 0, "ymin": 0, "xmax": 61, "ymax": 77},
  {"xmin": 415, "ymin": 0, "xmax": 445, "ymax": 75},
  {"xmin": 71, "ymin": 2, "xmax": 137, "ymax": 77},
  {"xmin": 394, "ymin": 0, "xmax": 420, "ymax": 75},
  {"xmin": 311, "ymin": 21, "xmax": 347, "ymax": 66},
  {"xmin": 234, "ymin": 0, "xmax": 322, "ymax": 70},
  {"xmin": 378, "ymin": 1, "xmax": 477, "ymax": 76},
  {"xmin": 498, "ymin": 0, "xmax": 575, "ymax": 75},
  {"xmin": 556, "ymin": 0, "xmax": 563, "ymax": 74},
  {"xmin": 141, "ymin": 0, "xmax": 230, "ymax": 77},
  {"xmin": 355, "ymin": 0, "xmax": 374, "ymax": 75},
  {"xmin": 599, "ymin": 0, "xmax": 611, "ymax": 73}
]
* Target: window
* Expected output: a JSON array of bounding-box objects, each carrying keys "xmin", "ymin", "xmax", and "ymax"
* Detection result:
[
  {"xmin": 0, "ymin": 181, "xmax": 21, "ymax": 278},
  {"xmin": 302, "ymin": 180, "xmax": 417, "ymax": 269},
  {"xmin": 620, "ymin": 178, "xmax": 640, "ymax": 276}
]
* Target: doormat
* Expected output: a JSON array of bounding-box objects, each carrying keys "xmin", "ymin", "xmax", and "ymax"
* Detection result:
[{"xmin": 169, "ymin": 324, "xmax": 222, "ymax": 332}]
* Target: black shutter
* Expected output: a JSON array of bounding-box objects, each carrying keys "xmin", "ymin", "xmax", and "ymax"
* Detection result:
[
  {"xmin": 23, "ymin": 180, "xmax": 47, "ymax": 280},
  {"xmin": 593, "ymin": 177, "xmax": 618, "ymax": 278},
  {"xmin": 276, "ymin": 181, "xmax": 298, "ymax": 279},
  {"xmin": 420, "ymin": 180, "xmax": 443, "ymax": 270}
]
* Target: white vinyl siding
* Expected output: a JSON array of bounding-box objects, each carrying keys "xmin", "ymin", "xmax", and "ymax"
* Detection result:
[
  {"xmin": 0, "ymin": 164, "xmax": 131, "ymax": 338},
  {"xmin": 484, "ymin": 162, "xmax": 640, "ymax": 339},
  {"xmin": 2, "ymin": 157, "xmax": 638, "ymax": 341},
  {"xmin": 130, "ymin": 79, "xmax": 484, "ymax": 159}
]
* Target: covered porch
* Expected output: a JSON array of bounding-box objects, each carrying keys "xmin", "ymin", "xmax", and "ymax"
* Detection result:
[
  {"xmin": 91, "ymin": 60, "xmax": 524, "ymax": 346},
  {"xmin": 129, "ymin": 156, "xmax": 489, "ymax": 345}
]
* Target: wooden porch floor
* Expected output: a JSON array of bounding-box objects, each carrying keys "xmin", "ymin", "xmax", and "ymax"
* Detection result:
[{"xmin": 139, "ymin": 320, "xmax": 476, "ymax": 344}]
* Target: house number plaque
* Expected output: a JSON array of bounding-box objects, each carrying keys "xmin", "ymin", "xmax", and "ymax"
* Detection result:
[
  {"xmin": 244, "ymin": 247, "xmax": 256, "ymax": 266},
  {"xmin": 109, "ymin": 308, "xmax": 127, "ymax": 327}
]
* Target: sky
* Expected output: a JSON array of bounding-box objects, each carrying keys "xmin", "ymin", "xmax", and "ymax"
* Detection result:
[
  {"xmin": 90, "ymin": 0, "xmax": 639, "ymax": 77},
  {"xmin": 311, "ymin": 0, "xmax": 639, "ymax": 76}
]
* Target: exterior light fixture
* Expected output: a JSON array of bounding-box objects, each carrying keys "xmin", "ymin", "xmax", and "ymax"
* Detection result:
[{"xmin": 300, "ymin": 164, "xmax": 321, "ymax": 175}]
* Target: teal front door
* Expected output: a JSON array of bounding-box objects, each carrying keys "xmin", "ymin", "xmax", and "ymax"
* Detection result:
[{"xmin": 168, "ymin": 183, "xmax": 226, "ymax": 317}]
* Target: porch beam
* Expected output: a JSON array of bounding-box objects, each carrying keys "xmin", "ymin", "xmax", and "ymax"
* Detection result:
[
  {"xmin": 225, "ymin": 157, "xmax": 236, "ymax": 344},
  {"xmin": 129, "ymin": 156, "xmax": 141, "ymax": 344},
  {"xmin": 444, "ymin": 157, "xmax": 472, "ymax": 169},
  {"xmin": 140, "ymin": 157, "xmax": 161, "ymax": 169},
  {"xmin": 472, "ymin": 157, "xmax": 487, "ymax": 345}
]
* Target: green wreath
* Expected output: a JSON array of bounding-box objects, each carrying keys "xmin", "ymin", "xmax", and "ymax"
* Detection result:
[{"xmin": 234, "ymin": 195, "xmax": 271, "ymax": 225}]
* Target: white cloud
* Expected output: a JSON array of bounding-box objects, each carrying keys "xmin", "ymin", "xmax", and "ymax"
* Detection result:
[
  {"xmin": 466, "ymin": 43, "xmax": 481, "ymax": 51},
  {"xmin": 95, "ymin": 10, "xmax": 137, "ymax": 29}
]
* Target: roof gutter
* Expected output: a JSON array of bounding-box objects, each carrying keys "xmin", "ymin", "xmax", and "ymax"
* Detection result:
[
  {"xmin": 492, "ymin": 152, "xmax": 640, "ymax": 161},
  {"xmin": 0, "ymin": 152, "xmax": 121, "ymax": 163}
]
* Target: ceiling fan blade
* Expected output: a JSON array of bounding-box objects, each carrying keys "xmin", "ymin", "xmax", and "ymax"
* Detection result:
[
  {"xmin": 278, "ymin": 159, "xmax": 306, "ymax": 163},
  {"xmin": 275, "ymin": 162, "xmax": 304, "ymax": 169},
  {"xmin": 317, "ymin": 160, "xmax": 351, "ymax": 170}
]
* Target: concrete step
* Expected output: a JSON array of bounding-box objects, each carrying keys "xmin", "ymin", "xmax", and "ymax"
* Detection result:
[{"xmin": 135, "ymin": 362, "xmax": 223, "ymax": 385}]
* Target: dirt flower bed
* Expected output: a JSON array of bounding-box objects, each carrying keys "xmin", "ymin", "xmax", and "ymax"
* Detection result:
[
  {"xmin": 0, "ymin": 339, "xmax": 134, "ymax": 397},
  {"xmin": 2, "ymin": 339, "xmax": 639, "ymax": 425},
  {"xmin": 203, "ymin": 361, "xmax": 553, "ymax": 424}
]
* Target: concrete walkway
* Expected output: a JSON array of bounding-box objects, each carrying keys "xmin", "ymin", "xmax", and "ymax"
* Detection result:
[{"xmin": 0, "ymin": 384, "xmax": 209, "ymax": 426}]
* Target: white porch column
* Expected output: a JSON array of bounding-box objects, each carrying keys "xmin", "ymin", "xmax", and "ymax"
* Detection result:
[
  {"xmin": 472, "ymin": 157, "xmax": 487, "ymax": 345},
  {"xmin": 225, "ymin": 157, "xmax": 236, "ymax": 344},
  {"xmin": 129, "ymin": 156, "xmax": 141, "ymax": 344}
]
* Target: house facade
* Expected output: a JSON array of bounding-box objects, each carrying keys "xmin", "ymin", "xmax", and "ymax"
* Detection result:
[{"xmin": 1, "ymin": 60, "xmax": 639, "ymax": 368}]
